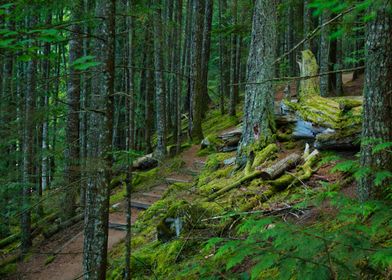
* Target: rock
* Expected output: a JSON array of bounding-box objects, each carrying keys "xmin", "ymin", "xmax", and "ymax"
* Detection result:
[
  {"xmin": 201, "ymin": 137, "xmax": 211, "ymax": 149},
  {"xmin": 223, "ymin": 157, "xmax": 236, "ymax": 166},
  {"xmin": 157, "ymin": 217, "xmax": 183, "ymax": 242},
  {"xmin": 133, "ymin": 154, "xmax": 158, "ymax": 170}
]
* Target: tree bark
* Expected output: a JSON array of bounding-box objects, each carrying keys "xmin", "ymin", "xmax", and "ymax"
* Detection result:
[
  {"xmin": 238, "ymin": 0, "xmax": 277, "ymax": 157},
  {"xmin": 319, "ymin": 10, "xmax": 330, "ymax": 97},
  {"xmin": 359, "ymin": 2, "xmax": 392, "ymax": 201},
  {"xmin": 63, "ymin": 0, "xmax": 83, "ymax": 220},
  {"xmin": 189, "ymin": 0, "xmax": 205, "ymax": 141},
  {"xmin": 21, "ymin": 15, "xmax": 38, "ymax": 253},
  {"xmin": 83, "ymin": 0, "xmax": 115, "ymax": 278},
  {"xmin": 152, "ymin": 0, "xmax": 167, "ymax": 160},
  {"xmin": 303, "ymin": 0, "xmax": 312, "ymax": 50},
  {"xmin": 201, "ymin": 0, "xmax": 213, "ymax": 115}
]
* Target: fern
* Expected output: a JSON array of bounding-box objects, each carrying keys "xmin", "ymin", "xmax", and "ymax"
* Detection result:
[{"xmin": 374, "ymin": 170, "xmax": 392, "ymax": 186}]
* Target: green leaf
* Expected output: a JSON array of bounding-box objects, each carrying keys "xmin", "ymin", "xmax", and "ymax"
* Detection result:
[
  {"xmin": 71, "ymin": 55, "xmax": 102, "ymax": 70},
  {"xmin": 251, "ymin": 253, "xmax": 277, "ymax": 279},
  {"xmin": 372, "ymin": 142, "xmax": 392, "ymax": 154},
  {"xmin": 370, "ymin": 248, "xmax": 392, "ymax": 268},
  {"xmin": 374, "ymin": 171, "xmax": 392, "ymax": 186},
  {"xmin": 331, "ymin": 160, "xmax": 358, "ymax": 173}
]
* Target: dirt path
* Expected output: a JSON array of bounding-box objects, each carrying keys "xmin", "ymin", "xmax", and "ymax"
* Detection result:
[
  {"xmin": 9, "ymin": 212, "xmax": 126, "ymax": 280},
  {"xmin": 9, "ymin": 145, "xmax": 206, "ymax": 280}
]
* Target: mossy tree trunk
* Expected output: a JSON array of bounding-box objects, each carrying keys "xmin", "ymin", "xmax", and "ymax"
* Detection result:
[
  {"xmin": 359, "ymin": 2, "xmax": 392, "ymax": 201},
  {"xmin": 298, "ymin": 50, "xmax": 320, "ymax": 101},
  {"xmin": 238, "ymin": 0, "xmax": 277, "ymax": 158}
]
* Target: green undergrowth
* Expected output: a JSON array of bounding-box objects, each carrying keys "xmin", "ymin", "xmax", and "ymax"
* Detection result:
[
  {"xmin": 109, "ymin": 156, "xmax": 187, "ymax": 206},
  {"xmin": 107, "ymin": 110, "xmax": 392, "ymax": 279}
]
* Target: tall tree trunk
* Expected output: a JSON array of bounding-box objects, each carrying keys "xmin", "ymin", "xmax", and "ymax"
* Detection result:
[
  {"xmin": 218, "ymin": 0, "xmax": 226, "ymax": 115},
  {"xmin": 83, "ymin": 0, "xmax": 115, "ymax": 278},
  {"xmin": 201, "ymin": 0, "xmax": 213, "ymax": 115},
  {"xmin": 144, "ymin": 33, "xmax": 154, "ymax": 154},
  {"xmin": 22, "ymin": 15, "xmax": 38, "ymax": 253},
  {"xmin": 303, "ymin": 0, "xmax": 312, "ymax": 50},
  {"xmin": 238, "ymin": 0, "xmax": 277, "ymax": 159},
  {"xmin": 359, "ymin": 2, "xmax": 392, "ymax": 201},
  {"xmin": 189, "ymin": 0, "xmax": 205, "ymax": 141},
  {"xmin": 319, "ymin": 10, "xmax": 330, "ymax": 97},
  {"xmin": 335, "ymin": 36, "xmax": 343, "ymax": 96},
  {"xmin": 63, "ymin": 0, "xmax": 83, "ymax": 219},
  {"xmin": 127, "ymin": 0, "xmax": 135, "ymax": 151},
  {"xmin": 173, "ymin": 0, "xmax": 183, "ymax": 153},
  {"xmin": 229, "ymin": 0, "xmax": 238, "ymax": 116},
  {"xmin": 153, "ymin": 0, "xmax": 167, "ymax": 160}
]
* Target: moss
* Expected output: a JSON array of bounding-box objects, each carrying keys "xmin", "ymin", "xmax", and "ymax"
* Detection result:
[
  {"xmin": 298, "ymin": 50, "xmax": 320, "ymax": 100},
  {"xmin": 202, "ymin": 110, "xmax": 239, "ymax": 138},
  {"xmin": 0, "ymin": 263, "xmax": 16, "ymax": 276},
  {"xmin": 44, "ymin": 255, "xmax": 55, "ymax": 265},
  {"xmin": 252, "ymin": 143, "xmax": 279, "ymax": 169},
  {"xmin": 284, "ymin": 141, "xmax": 296, "ymax": 150}
]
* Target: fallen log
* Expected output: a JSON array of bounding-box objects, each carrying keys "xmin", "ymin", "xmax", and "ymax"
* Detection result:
[
  {"xmin": 257, "ymin": 153, "xmax": 301, "ymax": 180},
  {"xmin": 208, "ymin": 144, "xmax": 278, "ymax": 200},
  {"xmin": 133, "ymin": 153, "xmax": 158, "ymax": 170},
  {"xmin": 217, "ymin": 128, "xmax": 242, "ymax": 152},
  {"xmin": 43, "ymin": 213, "xmax": 83, "ymax": 239},
  {"xmin": 268, "ymin": 149, "xmax": 320, "ymax": 190},
  {"xmin": 251, "ymin": 143, "xmax": 278, "ymax": 169},
  {"xmin": 0, "ymin": 212, "xmax": 59, "ymax": 249},
  {"xmin": 314, "ymin": 129, "xmax": 361, "ymax": 150}
]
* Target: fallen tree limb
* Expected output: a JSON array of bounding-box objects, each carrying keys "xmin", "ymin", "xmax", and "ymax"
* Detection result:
[
  {"xmin": 257, "ymin": 153, "xmax": 301, "ymax": 180},
  {"xmin": 0, "ymin": 212, "xmax": 59, "ymax": 250},
  {"xmin": 43, "ymin": 213, "xmax": 83, "ymax": 239},
  {"xmin": 268, "ymin": 149, "xmax": 320, "ymax": 190}
]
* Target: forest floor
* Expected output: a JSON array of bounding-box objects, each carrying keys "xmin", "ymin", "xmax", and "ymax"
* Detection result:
[
  {"xmin": 6, "ymin": 73, "xmax": 364, "ymax": 280},
  {"xmin": 7, "ymin": 145, "xmax": 206, "ymax": 280}
]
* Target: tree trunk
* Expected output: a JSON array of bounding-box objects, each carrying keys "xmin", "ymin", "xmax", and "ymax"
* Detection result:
[
  {"xmin": 201, "ymin": 0, "xmax": 213, "ymax": 115},
  {"xmin": 319, "ymin": 10, "xmax": 330, "ymax": 97},
  {"xmin": 189, "ymin": 0, "xmax": 205, "ymax": 141},
  {"xmin": 229, "ymin": 0, "xmax": 238, "ymax": 116},
  {"xmin": 359, "ymin": 2, "xmax": 392, "ymax": 201},
  {"xmin": 127, "ymin": 0, "xmax": 135, "ymax": 151},
  {"xmin": 63, "ymin": 0, "xmax": 83, "ymax": 220},
  {"xmin": 303, "ymin": 0, "xmax": 312, "ymax": 50},
  {"xmin": 21, "ymin": 15, "xmax": 38, "ymax": 253},
  {"xmin": 238, "ymin": 0, "xmax": 277, "ymax": 158},
  {"xmin": 153, "ymin": 0, "xmax": 167, "ymax": 160},
  {"xmin": 83, "ymin": 0, "xmax": 115, "ymax": 278},
  {"xmin": 173, "ymin": 0, "xmax": 183, "ymax": 153}
]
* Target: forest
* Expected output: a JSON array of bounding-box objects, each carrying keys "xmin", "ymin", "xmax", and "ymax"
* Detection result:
[{"xmin": 0, "ymin": 0, "xmax": 392, "ymax": 279}]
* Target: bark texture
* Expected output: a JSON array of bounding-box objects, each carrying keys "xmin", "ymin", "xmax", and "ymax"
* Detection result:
[
  {"xmin": 359, "ymin": 3, "xmax": 392, "ymax": 200},
  {"xmin": 153, "ymin": 0, "xmax": 167, "ymax": 160},
  {"xmin": 63, "ymin": 0, "xmax": 83, "ymax": 219},
  {"xmin": 83, "ymin": 0, "xmax": 115, "ymax": 278},
  {"xmin": 238, "ymin": 0, "xmax": 277, "ymax": 156}
]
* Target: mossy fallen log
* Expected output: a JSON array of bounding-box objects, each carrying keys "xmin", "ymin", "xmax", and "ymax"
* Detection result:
[
  {"xmin": 0, "ymin": 212, "xmax": 59, "ymax": 249},
  {"xmin": 314, "ymin": 129, "xmax": 361, "ymax": 150},
  {"xmin": 268, "ymin": 149, "xmax": 320, "ymax": 190},
  {"xmin": 251, "ymin": 143, "xmax": 278, "ymax": 169},
  {"xmin": 43, "ymin": 213, "xmax": 83, "ymax": 239},
  {"xmin": 258, "ymin": 153, "xmax": 301, "ymax": 180},
  {"xmin": 208, "ymin": 144, "xmax": 278, "ymax": 200},
  {"xmin": 207, "ymin": 170, "xmax": 265, "ymax": 201}
]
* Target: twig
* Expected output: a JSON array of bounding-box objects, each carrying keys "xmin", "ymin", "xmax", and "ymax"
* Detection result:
[
  {"xmin": 275, "ymin": 6, "xmax": 356, "ymax": 65},
  {"xmin": 232, "ymin": 66, "xmax": 365, "ymax": 86}
]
